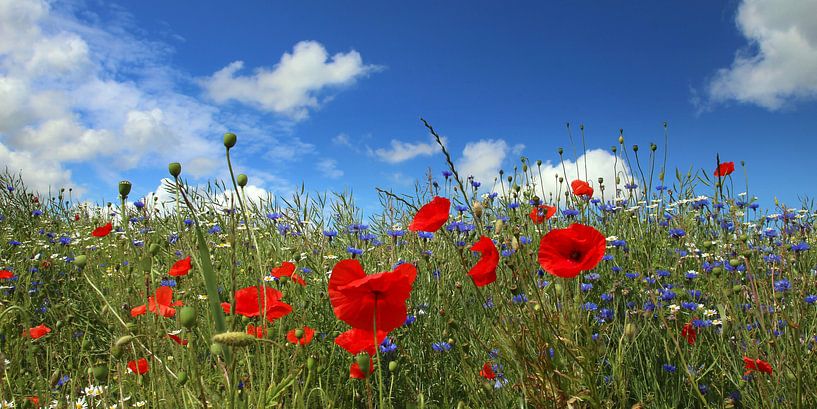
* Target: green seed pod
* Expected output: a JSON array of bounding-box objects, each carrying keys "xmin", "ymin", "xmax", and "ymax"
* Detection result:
[
  {"xmin": 355, "ymin": 354, "xmax": 370, "ymax": 376},
  {"xmin": 177, "ymin": 371, "xmax": 189, "ymax": 386},
  {"xmin": 118, "ymin": 180, "xmax": 132, "ymax": 198},
  {"xmin": 125, "ymin": 322, "xmax": 137, "ymax": 333},
  {"xmin": 149, "ymin": 243, "xmax": 160, "ymax": 256},
  {"xmin": 92, "ymin": 365, "xmax": 109, "ymax": 382},
  {"xmin": 307, "ymin": 356, "xmax": 316, "ymax": 370},
  {"xmin": 223, "ymin": 132, "xmax": 237, "ymax": 149},
  {"xmin": 115, "ymin": 335, "xmax": 134, "ymax": 348},
  {"xmin": 618, "ymin": 134, "xmax": 624, "ymax": 145},
  {"xmin": 168, "ymin": 162, "xmax": 182, "ymax": 178},
  {"xmin": 557, "ymin": 147, "xmax": 564, "ymax": 155},
  {"xmin": 74, "ymin": 255, "xmax": 87, "ymax": 268},
  {"xmin": 632, "ymin": 144, "xmax": 639, "ymax": 152},
  {"xmin": 729, "ymin": 258, "xmax": 741, "ymax": 267},
  {"xmin": 712, "ymin": 266, "xmax": 724, "ymax": 275},
  {"xmin": 178, "ymin": 306, "xmax": 197, "ymax": 329},
  {"xmin": 388, "ymin": 361, "xmax": 398, "ymax": 372},
  {"xmin": 212, "ymin": 331, "xmax": 256, "ymax": 347},
  {"xmin": 237, "ymin": 174, "xmax": 248, "ymax": 187},
  {"xmin": 210, "ymin": 342, "xmax": 223, "ymax": 356},
  {"xmin": 624, "ymin": 323, "xmax": 637, "ymax": 340}
]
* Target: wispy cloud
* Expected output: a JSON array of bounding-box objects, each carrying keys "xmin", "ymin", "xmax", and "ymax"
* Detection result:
[
  {"xmin": 370, "ymin": 137, "xmax": 443, "ymax": 164},
  {"xmin": 317, "ymin": 158, "xmax": 344, "ymax": 179}
]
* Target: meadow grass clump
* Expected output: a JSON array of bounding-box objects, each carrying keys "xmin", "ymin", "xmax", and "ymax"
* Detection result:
[{"xmin": 0, "ymin": 122, "xmax": 815, "ymax": 408}]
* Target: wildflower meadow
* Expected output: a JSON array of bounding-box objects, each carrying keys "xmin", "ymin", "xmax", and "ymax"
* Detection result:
[{"xmin": 0, "ymin": 120, "xmax": 815, "ymax": 409}]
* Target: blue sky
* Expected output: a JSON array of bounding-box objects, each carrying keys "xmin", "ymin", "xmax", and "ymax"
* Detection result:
[{"xmin": 1, "ymin": 0, "xmax": 816, "ymax": 214}]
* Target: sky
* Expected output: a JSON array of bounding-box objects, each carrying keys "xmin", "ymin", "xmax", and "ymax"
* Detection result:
[{"xmin": 1, "ymin": 0, "xmax": 816, "ymax": 215}]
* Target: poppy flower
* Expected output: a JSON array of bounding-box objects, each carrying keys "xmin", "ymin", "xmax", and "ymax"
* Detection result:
[
  {"xmin": 335, "ymin": 328, "xmax": 388, "ymax": 356},
  {"xmin": 167, "ymin": 334, "xmax": 188, "ymax": 346},
  {"xmin": 743, "ymin": 356, "xmax": 772, "ymax": 375},
  {"xmin": 271, "ymin": 261, "xmax": 305, "ymax": 286},
  {"xmin": 168, "ymin": 256, "xmax": 191, "ymax": 277},
  {"xmin": 328, "ymin": 259, "xmax": 417, "ymax": 333},
  {"xmin": 247, "ymin": 324, "xmax": 266, "ymax": 339},
  {"xmin": 130, "ymin": 286, "xmax": 184, "ymax": 318},
  {"xmin": 714, "ymin": 162, "xmax": 735, "ymax": 177},
  {"xmin": 571, "ymin": 180, "xmax": 594, "ymax": 197},
  {"xmin": 230, "ymin": 285, "xmax": 292, "ymax": 323},
  {"xmin": 27, "ymin": 396, "xmax": 40, "ymax": 406},
  {"xmin": 127, "ymin": 358, "xmax": 149, "ymax": 375},
  {"xmin": 681, "ymin": 322, "xmax": 697, "ymax": 345},
  {"xmin": 91, "ymin": 222, "xmax": 113, "ymax": 238},
  {"xmin": 25, "ymin": 324, "xmax": 51, "ymax": 339},
  {"xmin": 529, "ymin": 205, "xmax": 557, "ymax": 224},
  {"xmin": 409, "ymin": 196, "xmax": 450, "ymax": 233},
  {"xmin": 287, "ymin": 326, "xmax": 315, "ymax": 345},
  {"xmin": 467, "ymin": 236, "xmax": 498, "ymax": 287},
  {"xmin": 350, "ymin": 360, "xmax": 375, "ymax": 379},
  {"xmin": 537, "ymin": 223, "xmax": 606, "ymax": 279},
  {"xmin": 0, "ymin": 270, "xmax": 14, "ymax": 279},
  {"xmin": 480, "ymin": 362, "xmax": 496, "ymax": 380}
]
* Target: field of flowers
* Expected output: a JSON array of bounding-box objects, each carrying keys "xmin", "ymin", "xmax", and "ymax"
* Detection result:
[{"xmin": 0, "ymin": 123, "xmax": 815, "ymax": 408}]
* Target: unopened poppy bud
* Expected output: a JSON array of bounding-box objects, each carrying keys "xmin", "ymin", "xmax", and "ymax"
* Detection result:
[
  {"xmin": 115, "ymin": 335, "xmax": 134, "ymax": 348},
  {"xmin": 307, "ymin": 356, "xmax": 316, "ymax": 370},
  {"xmin": 74, "ymin": 255, "xmax": 87, "ymax": 268},
  {"xmin": 494, "ymin": 219, "xmax": 504, "ymax": 234},
  {"xmin": 611, "ymin": 146, "xmax": 617, "ymax": 153},
  {"xmin": 388, "ymin": 361, "xmax": 398, "ymax": 372},
  {"xmin": 149, "ymin": 243, "xmax": 160, "ymax": 256},
  {"xmin": 522, "ymin": 164, "xmax": 528, "ymax": 172},
  {"xmin": 213, "ymin": 331, "xmax": 256, "ymax": 347},
  {"xmin": 557, "ymin": 147, "xmax": 563, "ymax": 155},
  {"xmin": 472, "ymin": 201, "xmax": 483, "ymax": 218},
  {"xmin": 118, "ymin": 180, "xmax": 132, "ymax": 198},
  {"xmin": 179, "ymin": 306, "xmax": 197, "ymax": 329},
  {"xmin": 92, "ymin": 365, "xmax": 108, "ymax": 382},
  {"xmin": 177, "ymin": 371, "xmax": 189, "ymax": 386},
  {"xmin": 110, "ymin": 345, "xmax": 123, "ymax": 359},
  {"xmin": 355, "ymin": 354, "xmax": 370, "ymax": 375},
  {"xmin": 536, "ymin": 160, "xmax": 542, "ymax": 166},
  {"xmin": 624, "ymin": 323, "xmax": 637, "ymax": 340},
  {"xmin": 294, "ymin": 329, "xmax": 305, "ymax": 339},
  {"xmin": 237, "ymin": 174, "xmax": 248, "ymax": 187},
  {"xmin": 507, "ymin": 176, "xmax": 512, "ymax": 183},
  {"xmin": 597, "ymin": 177, "xmax": 603, "ymax": 185},
  {"xmin": 223, "ymin": 132, "xmax": 237, "ymax": 149},
  {"xmin": 168, "ymin": 162, "xmax": 182, "ymax": 178},
  {"xmin": 615, "ymin": 176, "xmax": 621, "ymax": 185},
  {"xmin": 729, "ymin": 258, "xmax": 741, "ymax": 267},
  {"xmin": 511, "ymin": 237, "xmax": 519, "ymax": 251},
  {"xmin": 650, "ymin": 143, "xmax": 657, "ymax": 152},
  {"xmin": 632, "ymin": 144, "xmax": 638, "ymax": 152},
  {"xmin": 558, "ymin": 177, "xmax": 563, "ymax": 183}
]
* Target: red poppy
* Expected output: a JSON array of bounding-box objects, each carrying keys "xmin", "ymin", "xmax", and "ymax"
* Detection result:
[
  {"xmin": 328, "ymin": 259, "xmax": 417, "ymax": 333},
  {"xmin": 467, "ymin": 236, "xmax": 498, "ymax": 287},
  {"xmin": 25, "ymin": 324, "xmax": 51, "ymax": 339},
  {"xmin": 127, "ymin": 358, "xmax": 149, "ymax": 375},
  {"xmin": 743, "ymin": 356, "xmax": 772, "ymax": 375},
  {"xmin": 571, "ymin": 180, "xmax": 594, "ymax": 197},
  {"xmin": 27, "ymin": 396, "xmax": 40, "ymax": 406},
  {"xmin": 287, "ymin": 326, "xmax": 315, "ymax": 345},
  {"xmin": 537, "ymin": 223, "xmax": 606, "ymax": 279},
  {"xmin": 231, "ymin": 285, "xmax": 292, "ymax": 323},
  {"xmin": 714, "ymin": 161, "xmax": 735, "ymax": 177},
  {"xmin": 130, "ymin": 286, "xmax": 184, "ymax": 318},
  {"xmin": 681, "ymin": 322, "xmax": 697, "ymax": 345},
  {"xmin": 168, "ymin": 256, "xmax": 192, "ymax": 277},
  {"xmin": 91, "ymin": 222, "xmax": 113, "ymax": 238},
  {"xmin": 247, "ymin": 324, "xmax": 266, "ymax": 339},
  {"xmin": 335, "ymin": 328, "xmax": 388, "ymax": 356},
  {"xmin": 480, "ymin": 362, "xmax": 496, "ymax": 380},
  {"xmin": 271, "ymin": 261, "xmax": 305, "ymax": 286},
  {"xmin": 74, "ymin": 214, "xmax": 80, "ymax": 221},
  {"xmin": 350, "ymin": 360, "xmax": 375, "ymax": 379},
  {"xmin": 409, "ymin": 196, "xmax": 450, "ymax": 232},
  {"xmin": 167, "ymin": 334, "xmax": 188, "ymax": 346},
  {"xmin": 529, "ymin": 205, "xmax": 557, "ymax": 224},
  {"xmin": 0, "ymin": 270, "xmax": 15, "ymax": 279}
]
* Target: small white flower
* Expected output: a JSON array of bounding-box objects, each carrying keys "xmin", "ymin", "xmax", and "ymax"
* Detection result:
[
  {"xmin": 668, "ymin": 304, "xmax": 680, "ymax": 314},
  {"xmin": 72, "ymin": 397, "xmax": 88, "ymax": 409},
  {"xmin": 83, "ymin": 385, "xmax": 105, "ymax": 397},
  {"xmin": 197, "ymin": 294, "xmax": 208, "ymax": 301},
  {"xmin": 0, "ymin": 400, "xmax": 15, "ymax": 409},
  {"xmin": 134, "ymin": 400, "xmax": 147, "ymax": 407},
  {"xmin": 703, "ymin": 309, "xmax": 717, "ymax": 318}
]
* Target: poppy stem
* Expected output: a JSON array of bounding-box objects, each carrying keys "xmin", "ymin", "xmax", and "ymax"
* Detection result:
[{"xmin": 373, "ymin": 302, "xmax": 386, "ymax": 408}]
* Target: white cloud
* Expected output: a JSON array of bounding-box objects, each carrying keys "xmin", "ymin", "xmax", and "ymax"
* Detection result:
[
  {"xmin": 527, "ymin": 149, "xmax": 632, "ymax": 201},
  {"xmin": 201, "ymin": 41, "xmax": 378, "ymax": 120},
  {"xmin": 332, "ymin": 132, "xmax": 352, "ymax": 147},
  {"xmin": 457, "ymin": 139, "xmax": 509, "ymax": 186},
  {"xmin": 371, "ymin": 137, "xmax": 442, "ymax": 164},
  {"xmin": 706, "ymin": 0, "xmax": 817, "ymax": 109},
  {"xmin": 316, "ymin": 158, "xmax": 343, "ymax": 179}
]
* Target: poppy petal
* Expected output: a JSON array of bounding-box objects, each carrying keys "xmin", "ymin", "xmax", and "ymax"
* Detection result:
[{"xmin": 409, "ymin": 196, "xmax": 451, "ymax": 232}]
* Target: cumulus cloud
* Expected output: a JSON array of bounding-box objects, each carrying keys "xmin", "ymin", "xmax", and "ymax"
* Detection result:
[
  {"xmin": 457, "ymin": 139, "xmax": 510, "ymax": 186},
  {"xmin": 371, "ymin": 137, "xmax": 442, "ymax": 164},
  {"xmin": 316, "ymin": 158, "xmax": 343, "ymax": 179},
  {"xmin": 201, "ymin": 41, "xmax": 379, "ymax": 120},
  {"xmin": 527, "ymin": 149, "xmax": 632, "ymax": 201},
  {"xmin": 706, "ymin": 0, "xmax": 817, "ymax": 109}
]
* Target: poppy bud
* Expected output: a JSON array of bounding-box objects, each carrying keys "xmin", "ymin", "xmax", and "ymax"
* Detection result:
[
  {"xmin": 472, "ymin": 201, "xmax": 483, "ymax": 218},
  {"xmin": 536, "ymin": 160, "xmax": 542, "ymax": 166},
  {"xmin": 615, "ymin": 176, "xmax": 621, "ymax": 185},
  {"xmin": 149, "ymin": 243, "xmax": 160, "ymax": 256},
  {"xmin": 507, "ymin": 176, "xmax": 512, "ymax": 183},
  {"xmin": 177, "ymin": 371, "xmax": 189, "ymax": 386},
  {"xmin": 632, "ymin": 144, "xmax": 638, "ymax": 152},
  {"xmin": 212, "ymin": 331, "xmax": 256, "ymax": 347},
  {"xmin": 74, "ymin": 255, "xmax": 87, "ymax": 268},
  {"xmin": 494, "ymin": 219, "xmax": 504, "ymax": 234},
  {"xmin": 111, "ymin": 345, "xmax": 123, "ymax": 359},
  {"xmin": 179, "ymin": 306, "xmax": 197, "ymax": 329},
  {"xmin": 499, "ymin": 169, "xmax": 504, "ymax": 176},
  {"xmin": 729, "ymin": 258, "xmax": 741, "ymax": 267},
  {"xmin": 597, "ymin": 177, "xmax": 603, "ymax": 185},
  {"xmin": 388, "ymin": 361, "xmax": 398, "ymax": 372},
  {"xmin": 624, "ymin": 323, "xmax": 637, "ymax": 340},
  {"xmin": 307, "ymin": 356, "xmax": 316, "ymax": 370},
  {"xmin": 611, "ymin": 146, "xmax": 617, "ymax": 153},
  {"xmin": 658, "ymin": 172, "xmax": 664, "ymax": 182},
  {"xmin": 223, "ymin": 132, "xmax": 237, "ymax": 149},
  {"xmin": 650, "ymin": 143, "xmax": 657, "ymax": 152},
  {"xmin": 522, "ymin": 164, "xmax": 528, "ymax": 172},
  {"xmin": 115, "ymin": 335, "xmax": 134, "ymax": 348},
  {"xmin": 558, "ymin": 177, "xmax": 563, "ymax": 183},
  {"xmin": 168, "ymin": 162, "xmax": 182, "ymax": 178},
  {"xmin": 237, "ymin": 174, "xmax": 248, "ymax": 187},
  {"xmin": 119, "ymin": 180, "xmax": 132, "ymax": 199},
  {"xmin": 618, "ymin": 132, "xmax": 624, "ymax": 145},
  {"xmin": 355, "ymin": 354, "xmax": 370, "ymax": 376},
  {"xmin": 92, "ymin": 365, "xmax": 108, "ymax": 382},
  {"xmin": 557, "ymin": 147, "xmax": 563, "ymax": 155}
]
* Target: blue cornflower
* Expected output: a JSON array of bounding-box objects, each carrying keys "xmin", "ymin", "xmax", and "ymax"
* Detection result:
[
  {"xmin": 380, "ymin": 338, "xmax": 397, "ymax": 354},
  {"xmin": 584, "ymin": 273, "xmax": 601, "ymax": 281},
  {"xmin": 442, "ymin": 170, "xmax": 452, "ymax": 178},
  {"xmin": 601, "ymin": 293, "xmax": 613, "ymax": 302},
  {"xmin": 359, "ymin": 233, "xmax": 377, "ymax": 242},
  {"xmin": 774, "ymin": 279, "xmax": 790, "ymax": 292},
  {"xmin": 519, "ymin": 236, "xmax": 531, "ymax": 245},
  {"xmin": 455, "ymin": 205, "xmax": 469, "ymax": 213},
  {"xmin": 685, "ymin": 271, "xmax": 699, "ymax": 280},
  {"xmin": 791, "ymin": 242, "xmax": 810, "ymax": 252},
  {"xmin": 59, "ymin": 236, "xmax": 71, "ymax": 246},
  {"xmin": 595, "ymin": 308, "xmax": 614, "ymax": 323},
  {"xmin": 501, "ymin": 249, "xmax": 515, "ymax": 257},
  {"xmin": 404, "ymin": 315, "xmax": 416, "ymax": 326},
  {"xmin": 161, "ymin": 278, "xmax": 177, "ymax": 287},
  {"xmin": 662, "ymin": 364, "xmax": 677, "ymax": 373},
  {"xmin": 432, "ymin": 342, "xmax": 452, "ymax": 352},
  {"xmin": 625, "ymin": 272, "xmax": 640, "ymax": 279},
  {"xmin": 208, "ymin": 225, "xmax": 222, "ymax": 234},
  {"xmin": 602, "ymin": 254, "xmax": 614, "ymax": 261},
  {"xmin": 511, "ymin": 293, "xmax": 528, "ymax": 304},
  {"xmin": 611, "ymin": 266, "xmax": 622, "ymax": 273},
  {"xmin": 583, "ymin": 302, "xmax": 598, "ymax": 311},
  {"xmin": 8, "ymin": 240, "xmax": 21, "ymax": 246},
  {"xmin": 418, "ymin": 231, "xmax": 434, "ymax": 240},
  {"xmin": 168, "ymin": 233, "xmax": 179, "ymax": 244},
  {"xmin": 346, "ymin": 247, "xmax": 363, "ymax": 256},
  {"xmin": 624, "ymin": 182, "xmax": 638, "ymax": 190},
  {"xmin": 681, "ymin": 302, "xmax": 698, "ymax": 311},
  {"xmin": 32, "ymin": 209, "xmax": 43, "ymax": 217},
  {"xmin": 580, "ymin": 283, "xmax": 593, "ymax": 292},
  {"xmin": 805, "ymin": 295, "xmax": 817, "ymax": 304},
  {"xmin": 323, "ymin": 230, "xmax": 338, "ymax": 238},
  {"xmin": 277, "ymin": 224, "xmax": 291, "ymax": 235},
  {"xmin": 183, "ymin": 218, "xmax": 194, "ymax": 226},
  {"xmin": 387, "ymin": 230, "xmax": 405, "ymax": 238},
  {"xmin": 507, "ymin": 202, "xmax": 520, "ymax": 210},
  {"xmin": 134, "ymin": 201, "xmax": 145, "ymax": 209},
  {"xmin": 656, "ymin": 269, "xmax": 671, "ymax": 278},
  {"xmin": 688, "ymin": 289, "xmax": 702, "ymax": 300},
  {"xmin": 611, "ymin": 240, "xmax": 627, "ymax": 248},
  {"xmin": 656, "ymin": 185, "xmax": 668, "ymax": 191},
  {"xmin": 562, "ymin": 209, "xmax": 579, "ymax": 217},
  {"xmin": 488, "ymin": 192, "xmax": 498, "ymax": 199},
  {"xmin": 660, "ymin": 290, "xmax": 676, "ymax": 302},
  {"xmin": 55, "ymin": 374, "xmax": 70, "ymax": 388},
  {"xmin": 669, "ymin": 228, "xmax": 686, "ymax": 238},
  {"xmin": 266, "ymin": 212, "xmax": 282, "ymax": 220},
  {"xmin": 483, "ymin": 297, "xmax": 495, "ymax": 309}
]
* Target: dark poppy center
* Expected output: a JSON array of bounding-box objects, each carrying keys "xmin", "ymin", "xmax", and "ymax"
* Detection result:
[{"xmin": 569, "ymin": 251, "xmax": 583, "ymax": 262}]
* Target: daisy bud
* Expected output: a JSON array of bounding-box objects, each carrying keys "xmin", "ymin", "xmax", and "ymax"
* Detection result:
[
  {"xmin": 212, "ymin": 331, "xmax": 256, "ymax": 347},
  {"xmin": 118, "ymin": 180, "xmax": 132, "ymax": 199},
  {"xmin": 388, "ymin": 361, "xmax": 398, "ymax": 372},
  {"xmin": 179, "ymin": 306, "xmax": 197, "ymax": 329},
  {"xmin": 223, "ymin": 132, "xmax": 237, "ymax": 149},
  {"xmin": 74, "ymin": 255, "xmax": 87, "ymax": 268},
  {"xmin": 237, "ymin": 174, "xmax": 248, "ymax": 188},
  {"xmin": 168, "ymin": 162, "xmax": 182, "ymax": 178},
  {"xmin": 355, "ymin": 354, "xmax": 370, "ymax": 376}
]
